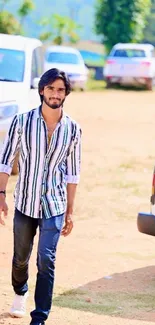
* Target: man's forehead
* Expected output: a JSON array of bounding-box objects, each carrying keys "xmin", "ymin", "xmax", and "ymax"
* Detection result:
[{"xmin": 47, "ymin": 78, "xmax": 65, "ymax": 87}]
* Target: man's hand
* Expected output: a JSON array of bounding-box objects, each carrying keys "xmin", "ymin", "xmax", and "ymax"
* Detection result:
[
  {"xmin": 0, "ymin": 195, "xmax": 8, "ymax": 226},
  {"xmin": 61, "ymin": 213, "xmax": 73, "ymax": 237}
]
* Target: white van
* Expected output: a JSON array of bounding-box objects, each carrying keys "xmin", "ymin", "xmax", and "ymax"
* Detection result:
[
  {"xmin": 0, "ymin": 33, "xmax": 43, "ymax": 173},
  {"xmin": 104, "ymin": 43, "xmax": 155, "ymax": 90},
  {"xmin": 44, "ymin": 45, "xmax": 88, "ymax": 91}
]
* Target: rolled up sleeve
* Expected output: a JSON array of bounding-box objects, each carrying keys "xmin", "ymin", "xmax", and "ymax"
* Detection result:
[
  {"xmin": 66, "ymin": 127, "xmax": 82, "ymax": 184},
  {"xmin": 0, "ymin": 115, "xmax": 20, "ymax": 175}
]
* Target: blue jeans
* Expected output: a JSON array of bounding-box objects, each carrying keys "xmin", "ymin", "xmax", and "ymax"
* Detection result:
[{"xmin": 12, "ymin": 208, "xmax": 64, "ymax": 323}]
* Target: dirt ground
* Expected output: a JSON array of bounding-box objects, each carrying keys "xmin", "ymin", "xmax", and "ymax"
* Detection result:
[{"xmin": 1, "ymin": 89, "xmax": 155, "ymax": 325}]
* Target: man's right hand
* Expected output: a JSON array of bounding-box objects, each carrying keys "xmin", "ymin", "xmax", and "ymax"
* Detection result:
[{"xmin": 0, "ymin": 195, "xmax": 8, "ymax": 226}]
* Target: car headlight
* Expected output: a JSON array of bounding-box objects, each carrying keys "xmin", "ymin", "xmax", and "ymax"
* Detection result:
[{"xmin": 0, "ymin": 101, "xmax": 18, "ymax": 120}]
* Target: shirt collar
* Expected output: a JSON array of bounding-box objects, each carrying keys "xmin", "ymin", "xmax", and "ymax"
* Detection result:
[{"xmin": 35, "ymin": 105, "xmax": 67, "ymax": 125}]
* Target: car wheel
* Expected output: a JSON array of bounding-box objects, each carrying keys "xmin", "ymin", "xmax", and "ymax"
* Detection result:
[
  {"xmin": 146, "ymin": 78, "xmax": 155, "ymax": 91},
  {"xmin": 106, "ymin": 80, "xmax": 112, "ymax": 89}
]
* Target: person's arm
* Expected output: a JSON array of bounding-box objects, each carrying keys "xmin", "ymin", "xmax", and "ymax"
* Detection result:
[
  {"xmin": 0, "ymin": 115, "xmax": 20, "ymax": 225},
  {"xmin": 0, "ymin": 115, "xmax": 20, "ymax": 175},
  {"xmin": 151, "ymin": 167, "xmax": 155, "ymax": 204},
  {"xmin": 61, "ymin": 127, "xmax": 81, "ymax": 237},
  {"xmin": 0, "ymin": 173, "xmax": 9, "ymax": 225}
]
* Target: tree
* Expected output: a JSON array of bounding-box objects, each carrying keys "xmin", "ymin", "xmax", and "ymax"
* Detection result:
[
  {"xmin": 95, "ymin": 0, "xmax": 151, "ymax": 53},
  {"xmin": 0, "ymin": 0, "xmax": 35, "ymax": 35},
  {"xmin": 0, "ymin": 0, "xmax": 20, "ymax": 35},
  {"xmin": 38, "ymin": 14, "xmax": 81, "ymax": 44},
  {"xmin": 143, "ymin": 0, "xmax": 155, "ymax": 45},
  {"xmin": 17, "ymin": 0, "xmax": 35, "ymax": 33},
  {"xmin": 0, "ymin": 11, "xmax": 20, "ymax": 34}
]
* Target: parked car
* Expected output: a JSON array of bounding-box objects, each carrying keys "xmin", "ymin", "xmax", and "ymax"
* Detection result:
[
  {"xmin": 44, "ymin": 45, "xmax": 88, "ymax": 91},
  {"xmin": 104, "ymin": 43, "xmax": 155, "ymax": 90},
  {"xmin": 0, "ymin": 33, "xmax": 43, "ymax": 174}
]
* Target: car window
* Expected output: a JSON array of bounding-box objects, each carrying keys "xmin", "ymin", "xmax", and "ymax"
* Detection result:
[
  {"xmin": 45, "ymin": 52, "xmax": 81, "ymax": 64},
  {"xmin": 31, "ymin": 46, "xmax": 43, "ymax": 85},
  {"xmin": 0, "ymin": 48, "xmax": 25, "ymax": 82},
  {"xmin": 112, "ymin": 49, "xmax": 146, "ymax": 58}
]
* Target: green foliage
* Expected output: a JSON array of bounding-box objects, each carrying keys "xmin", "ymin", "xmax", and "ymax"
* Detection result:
[
  {"xmin": 95, "ymin": 0, "xmax": 151, "ymax": 53},
  {"xmin": 17, "ymin": 0, "xmax": 35, "ymax": 33},
  {"xmin": 38, "ymin": 13, "xmax": 81, "ymax": 44},
  {"xmin": 0, "ymin": 0, "xmax": 34, "ymax": 35},
  {"xmin": 0, "ymin": 0, "xmax": 81, "ymax": 44},
  {"xmin": 143, "ymin": 0, "xmax": 155, "ymax": 45},
  {"xmin": 39, "ymin": 31, "xmax": 53, "ymax": 42},
  {"xmin": 18, "ymin": 0, "xmax": 34, "ymax": 18},
  {"xmin": 0, "ymin": 0, "xmax": 83, "ymax": 43},
  {"xmin": 0, "ymin": 10, "xmax": 20, "ymax": 34}
]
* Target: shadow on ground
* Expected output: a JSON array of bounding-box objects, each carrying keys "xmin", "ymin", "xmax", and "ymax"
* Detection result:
[{"xmin": 53, "ymin": 265, "xmax": 155, "ymax": 322}]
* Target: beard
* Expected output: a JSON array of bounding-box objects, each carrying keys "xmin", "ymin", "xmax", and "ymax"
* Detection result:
[{"xmin": 43, "ymin": 95, "xmax": 65, "ymax": 109}]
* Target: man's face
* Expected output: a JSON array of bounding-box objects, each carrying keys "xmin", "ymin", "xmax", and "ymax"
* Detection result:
[{"xmin": 40, "ymin": 78, "xmax": 66, "ymax": 109}]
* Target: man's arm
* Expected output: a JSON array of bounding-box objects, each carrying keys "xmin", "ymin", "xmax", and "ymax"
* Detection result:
[
  {"xmin": 61, "ymin": 127, "xmax": 81, "ymax": 237},
  {"xmin": 0, "ymin": 115, "xmax": 20, "ymax": 175},
  {"xmin": 0, "ymin": 115, "xmax": 20, "ymax": 225},
  {"xmin": 0, "ymin": 173, "xmax": 9, "ymax": 225},
  {"xmin": 0, "ymin": 172, "xmax": 9, "ymax": 191},
  {"xmin": 151, "ymin": 167, "xmax": 155, "ymax": 204},
  {"xmin": 66, "ymin": 183, "xmax": 77, "ymax": 215}
]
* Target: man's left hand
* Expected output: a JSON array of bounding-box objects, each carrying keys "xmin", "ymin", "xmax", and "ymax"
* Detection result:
[{"xmin": 61, "ymin": 213, "xmax": 73, "ymax": 237}]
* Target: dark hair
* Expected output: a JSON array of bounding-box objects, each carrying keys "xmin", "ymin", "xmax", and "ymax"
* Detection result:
[{"xmin": 38, "ymin": 68, "xmax": 71, "ymax": 103}]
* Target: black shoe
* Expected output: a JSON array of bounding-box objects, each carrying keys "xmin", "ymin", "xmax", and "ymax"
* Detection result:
[{"xmin": 30, "ymin": 322, "xmax": 45, "ymax": 325}]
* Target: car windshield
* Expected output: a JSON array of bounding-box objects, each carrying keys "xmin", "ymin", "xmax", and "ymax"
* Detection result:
[
  {"xmin": 46, "ymin": 52, "xmax": 80, "ymax": 64},
  {"xmin": 0, "ymin": 48, "xmax": 25, "ymax": 82},
  {"xmin": 112, "ymin": 49, "xmax": 146, "ymax": 58}
]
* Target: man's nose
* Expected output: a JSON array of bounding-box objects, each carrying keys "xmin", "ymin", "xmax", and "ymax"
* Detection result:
[{"xmin": 52, "ymin": 89, "xmax": 59, "ymax": 96}]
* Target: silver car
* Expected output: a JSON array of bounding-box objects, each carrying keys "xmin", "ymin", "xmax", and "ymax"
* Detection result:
[{"xmin": 104, "ymin": 43, "xmax": 155, "ymax": 90}]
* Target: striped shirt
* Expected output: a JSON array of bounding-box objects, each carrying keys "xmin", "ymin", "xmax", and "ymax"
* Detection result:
[{"xmin": 0, "ymin": 106, "xmax": 81, "ymax": 218}]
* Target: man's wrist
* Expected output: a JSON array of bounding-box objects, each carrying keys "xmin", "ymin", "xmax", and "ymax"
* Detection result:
[{"xmin": 66, "ymin": 206, "xmax": 73, "ymax": 215}]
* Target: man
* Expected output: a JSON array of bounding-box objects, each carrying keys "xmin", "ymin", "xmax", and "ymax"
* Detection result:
[
  {"xmin": 150, "ymin": 169, "xmax": 155, "ymax": 214},
  {"xmin": 0, "ymin": 68, "xmax": 81, "ymax": 325}
]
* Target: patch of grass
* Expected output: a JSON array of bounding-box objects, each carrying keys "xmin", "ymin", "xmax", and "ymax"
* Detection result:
[
  {"xmin": 116, "ymin": 210, "xmax": 135, "ymax": 221},
  {"xmin": 53, "ymin": 289, "xmax": 155, "ymax": 316},
  {"xmin": 119, "ymin": 163, "xmax": 135, "ymax": 170},
  {"xmin": 118, "ymin": 159, "xmax": 154, "ymax": 172},
  {"xmin": 86, "ymin": 78, "xmax": 106, "ymax": 91},
  {"xmin": 132, "ymin": 187, "xmax": 142, "ymax": 195},
  {"xmin": 148, "ymin": 155, "xmax": 155, "ymax": 160},
  {"xmin": 110, "ymin": 180, "xmax": 139, "ymax": 190}
]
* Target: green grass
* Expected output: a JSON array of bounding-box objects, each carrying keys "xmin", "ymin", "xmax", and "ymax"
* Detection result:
[
  {"xmin": 110, "ymin": 180, "xmax": 139, "ymax": 190},
  {"xmin": 86, "ymin": 79, "xmax": 106, "ymax": 91},
  {"xmin": 53, "ymin": 289, "xmax": 155, "ymax": 316}
]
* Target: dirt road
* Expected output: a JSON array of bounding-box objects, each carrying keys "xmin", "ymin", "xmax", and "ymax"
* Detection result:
[{"xmin": 1, "ymin": 89, "xmax": 155, "ymax": 325}]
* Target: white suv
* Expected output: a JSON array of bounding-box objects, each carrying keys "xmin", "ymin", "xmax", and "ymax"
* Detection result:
[
  {"xmin": 44, "ymin": 45, "xmax": 88, "ymax": 91},
  {"xmin": 104, "ymin": 43, "xmax": 155, "ymax": 90},
  {"xmin": 0, "ymin": 33, "xmax": 43, "ymax": 174}
]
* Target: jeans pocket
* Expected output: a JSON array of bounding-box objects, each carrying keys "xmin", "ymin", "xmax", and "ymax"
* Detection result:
[{"xmin": 54, "ymin": 214, "xmax": 65, "ymax": 232}]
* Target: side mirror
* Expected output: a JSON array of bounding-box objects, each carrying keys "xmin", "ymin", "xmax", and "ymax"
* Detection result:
[{"xmin": 32, "ymin": 77, "xmax": 40, "ymax": 89}]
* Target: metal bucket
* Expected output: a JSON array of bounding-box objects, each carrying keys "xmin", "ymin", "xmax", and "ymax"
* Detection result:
[{"xmin": 137, "ymin": 212, "xmax": 155, "ymax": 236}]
